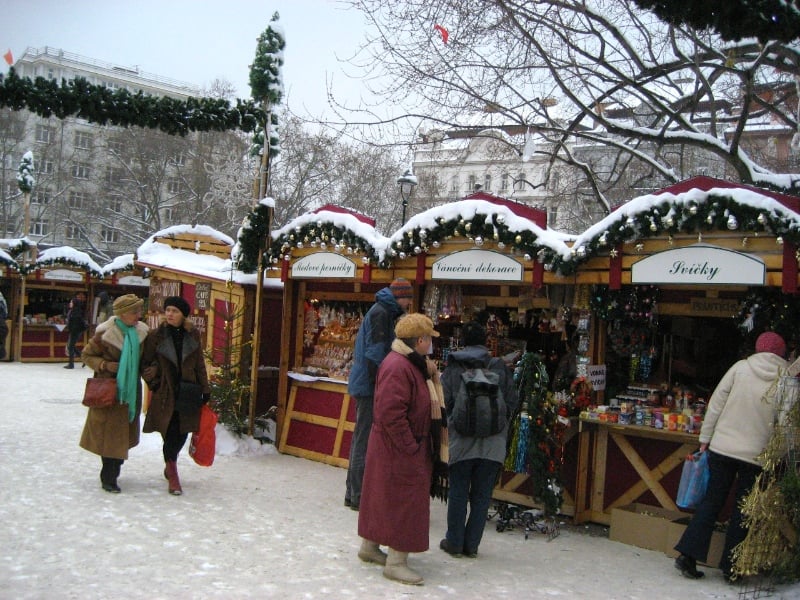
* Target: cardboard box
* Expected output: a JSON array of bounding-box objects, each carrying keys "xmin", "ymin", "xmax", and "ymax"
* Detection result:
[
  {"xmin": 610, "ymin": 503, "xmax": 725, "ymax": 568},
  {"xmin": 609, "ymin": 503, "xmax": 682, "ymax": 552},
  {"xmin": 666, "ymin": 515, "xmax": 725, "ymax": 568}
]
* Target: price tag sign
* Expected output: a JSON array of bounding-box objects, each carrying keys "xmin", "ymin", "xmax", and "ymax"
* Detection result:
[{"xmin": 587, "ymin": 364, "xmax": 606, "ymax": 391}]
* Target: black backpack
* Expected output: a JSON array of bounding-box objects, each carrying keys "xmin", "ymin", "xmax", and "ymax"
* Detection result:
[{"xmin": 452, "ymin": 358, "xmax": 507, "ymax": 437}]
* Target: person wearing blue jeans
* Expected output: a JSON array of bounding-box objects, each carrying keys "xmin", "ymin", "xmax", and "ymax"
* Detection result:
[
  {"xmin": 345, "ymin": 279, "xmax": 412, "ymax": 510},
  {"xmin": 439, "ymin": 321, "xmax": 518, "ymax": 557},
  {"xmin": 673, "ymin": 331, "xmax": 787, "ymax": 582}
]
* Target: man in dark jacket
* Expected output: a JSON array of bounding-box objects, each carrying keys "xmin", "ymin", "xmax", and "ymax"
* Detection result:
[
  {"xmin": 64, "ymin": 291, "xmax": 88, "ymax": 369},
  {"xmin": 439, "ymin": 321, "xmax": 519, "ymax": 558},
  {"xmin": 344, "ymin": 278, "xmax": 413, "ymax": 510}
]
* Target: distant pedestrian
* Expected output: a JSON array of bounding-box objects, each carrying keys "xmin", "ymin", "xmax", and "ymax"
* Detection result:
[
  {"xmin": 0, "ymin": 291, "xmax": 8, "ymax": 360},
  {"xmin": 345, "ymin": 278, "xmax": 413, "ymax": 510},
  {"xmin": 79, "ymin": 294, "xmax": 149, "ymax": 493},
  {"xmin": 64, "ymin": 291, "xmax": 88, "ymax": 369}
]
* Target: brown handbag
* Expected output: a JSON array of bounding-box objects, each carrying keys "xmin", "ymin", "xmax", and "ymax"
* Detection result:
[{"xmin": 82, "ymin": 377, "xmax": 118, "ymax": 408}]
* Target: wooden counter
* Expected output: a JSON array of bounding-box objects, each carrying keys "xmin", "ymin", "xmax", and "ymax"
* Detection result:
[
  {"xmin": 278, "ymin": 375, "xmax": 354, "ymax": 468},
  {"xmin": 574, "ymin": 419, "xmax": 699, "ymax": 525},
  {"xmin": 20, "ymin": 324, "xmax": 85, "ymax": 362}
]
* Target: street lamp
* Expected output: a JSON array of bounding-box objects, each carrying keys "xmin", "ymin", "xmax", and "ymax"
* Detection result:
[{"xmin": 397, "ymin": 168, "xmax": 417, "ymax": 225}]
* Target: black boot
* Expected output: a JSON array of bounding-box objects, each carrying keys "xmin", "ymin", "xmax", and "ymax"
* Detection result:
[
  {"xmin": 675, "ymin": 554, "xmax": 704, "ymax": 579},
  {"xmin": 63, "ymin": 361, "xmax": 74, "ymax": 369},
  {"xmin": 100, "ymin": 457, "xmax": 121, "ymax": 493}
]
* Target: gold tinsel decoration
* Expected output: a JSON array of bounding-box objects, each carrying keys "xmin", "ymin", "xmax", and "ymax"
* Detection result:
[{"xmin": 733, "ymin": 377, "xmax": 800, "ymax": 582}]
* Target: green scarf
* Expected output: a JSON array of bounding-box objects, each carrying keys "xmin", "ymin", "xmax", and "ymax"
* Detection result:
[{"xmin": 115, "ymin": 319, "xmax": 140, "ymax": 422}]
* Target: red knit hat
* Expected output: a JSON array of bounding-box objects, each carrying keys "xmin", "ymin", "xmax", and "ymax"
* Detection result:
[
  {"xmin": 389, "ymin": 278, "xmax": 413, "ymax": 299},
  {"xmin": 755, "ymin": 332, "xmax": 786, "ymax": 357}
]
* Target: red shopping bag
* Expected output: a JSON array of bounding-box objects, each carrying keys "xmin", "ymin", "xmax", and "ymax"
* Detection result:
[{"xmin": 189, "ymin": 404, "xmax": 218, "ymax": 467}]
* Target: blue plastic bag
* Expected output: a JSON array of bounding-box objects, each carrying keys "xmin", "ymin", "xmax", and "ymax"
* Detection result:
[{"xmin": 676, "ymin": 451, "xmax": 710, "ymax": 509}]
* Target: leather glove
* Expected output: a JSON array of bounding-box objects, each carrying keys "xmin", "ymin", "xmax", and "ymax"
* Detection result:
[
  {"xmin": 105, "ymin": 361, "xmax": 119, "ymax": 374},
  {"xmin": 142, "ymin": 365, "xmax": 159, "ymax": 381}
]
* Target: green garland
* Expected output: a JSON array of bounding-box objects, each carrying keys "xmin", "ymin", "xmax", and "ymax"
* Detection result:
[
  {"xmin": 736, "ymin": 288, "xmax": 800, "ymax": 349},
  {"xmin": 236, "ymin": 203, "xmax": 273, "ymax": 273},
  {"xmin": 514, "ymin": 352, "xmax": 563, "ymax": 517},
  {"xmin": 0, "ymin": 68, "xmax": 264, "ymax": 136}
]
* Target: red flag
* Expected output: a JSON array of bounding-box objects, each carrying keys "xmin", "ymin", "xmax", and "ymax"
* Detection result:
[
  {"xmin": 3, "ymin": 49, "xmax": 12, "ymax": 66},
  {"xmin": 434, "ymin": 24, "xmax": 449, "ymax": 44}
]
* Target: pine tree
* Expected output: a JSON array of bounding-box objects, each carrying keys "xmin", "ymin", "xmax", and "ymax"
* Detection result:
[
  {"xmin": 249, "ymin": 12, "xmax": 285, "ymax": 161},
  {"xmin": 16, "ymin": 151, "xmax": 35, "ymax": 193}
]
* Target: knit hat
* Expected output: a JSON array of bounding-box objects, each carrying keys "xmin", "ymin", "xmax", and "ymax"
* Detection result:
[
  {"xmin": 113, "ymin": 294, "xmax": 143, "ymax": 317},
  {"xmin": 463, "ymin": 321, "xmax": 487, "ymax": 347},
  {"xmin": 755, "ymin": 331, "xmax": 786, "ymax": 357},
  {"xmin": 395, "ymin": 313, "xmax": 440, "ymax": 339},
  {"xmin": 389, "ymin": 277, "xmax": 413, "ymax": 299},
  {"xmin": 163, "ymin": 296, "xmax": 191, "ymax": 317}
]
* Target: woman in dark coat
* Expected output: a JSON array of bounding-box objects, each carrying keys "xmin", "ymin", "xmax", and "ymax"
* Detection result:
[
  {"xmin": 141, "ymin": 296, "xmax": 210, "ymax": 496},
  {"xmin": 79, "ymin": 294, "xmax": 149, "ymax": 493},
  {"xmin": 358, "ymin": 313, "xmax": 442, "ymax": 586}
]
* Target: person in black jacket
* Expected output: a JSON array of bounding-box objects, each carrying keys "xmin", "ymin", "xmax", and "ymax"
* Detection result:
[{"xmin": 64, "ymin": 291, "xmax": 88, "ymax": 369}]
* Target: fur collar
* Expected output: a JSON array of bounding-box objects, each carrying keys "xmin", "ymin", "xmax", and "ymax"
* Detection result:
[{"xmin": 96, "ymin": 317, "xmax": 149, "ymax": 352}]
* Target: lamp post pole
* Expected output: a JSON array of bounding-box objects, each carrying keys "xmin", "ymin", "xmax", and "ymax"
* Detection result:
[{"xmin": 396, "ymin": 169, "xmax": 418, "ymax": 225}]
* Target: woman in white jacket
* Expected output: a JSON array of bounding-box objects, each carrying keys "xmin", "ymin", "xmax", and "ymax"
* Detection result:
[{"xmin": 673, "ymin": 331, "xmax": 788, "ymax": 582}]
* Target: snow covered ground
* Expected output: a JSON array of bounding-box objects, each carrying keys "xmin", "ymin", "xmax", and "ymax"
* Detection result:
[{"xmin": 2, "ymin": 362, "xmax": 798, "ymax": 600}]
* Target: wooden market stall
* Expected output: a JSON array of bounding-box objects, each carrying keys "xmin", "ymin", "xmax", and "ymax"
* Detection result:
[
  {"xmin": 135, "ymin": 225, "xmax": 284, "ymax": 417},
  {"xmin": 270, "ymin": 195, "xmax": 596, "ymax": 517},
  {"xmin": 564, "ymin": 176, "xmax": 800, "ymax": 525},
  {"xmin": 0, "ymin": 246, "xmax": 104, "ymax": 362}
]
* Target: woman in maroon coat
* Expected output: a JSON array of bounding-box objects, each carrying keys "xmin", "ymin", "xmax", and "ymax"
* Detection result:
[{"xmin": 357, "ymin": 313, "xmax": 441, "ymax": 586}]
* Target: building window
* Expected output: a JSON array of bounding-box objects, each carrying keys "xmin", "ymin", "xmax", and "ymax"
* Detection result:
[
  {"xmin": 108, "ymin": 198, "xmax": 123, "ymax": 213},
  {"xmin": 107, "ymin": 139, "xmax": 125, "ymax": 154},
  {"xmin": 35, "ymin": 124, "xmax": 52, "ymax": 143},
  {"xmin": 500, "ymin": 173, "xmax": 509, "ymax": 191},
  {"xmin": 467, "ymin": 174, "xmax": 477, "ymax": 191},
  {"xmin": 31, "ymin": 189, "xmax": 51, "ymax": 205},
  {"xmin": 31, "ymin": 219, "xmax": 49, "ymax": 236},
  {"xmin": 167, "ymin": 178, "xmax": 182, "ymax": 194},
  {"xmin": 450, "ymin": 176, "xmax": 459, "ymax": 192},
  {"xmin": 40, "ymin": 160, "xmax": 54, "ymax": 175},
  {"xmin": 548, "ymin": 205, "xmax": 558, "ymax": 227},
  {"xmin": 101, "ymin": 227, "xmax": 120, "ymax": 243},
  {"xmin": 74, "ymin": 131, "xmax": 93, "ymax": 150},
  {"xmin": 483, "ymin": 174, "xmax": 492, "ymax": 192},
  {"xmin": 172, "ymin": 153, "xmax": 186, "ymax": 166},
  {"xmin": 514, "ymin": 172, "xmax": 527, "ymax": 192},
  {"xmin": 106, "ymin": 167, "xmax": 124, "ymax": 185},
  {"xmin": 68, "ymin": 191, "xmax": 87, "ymax": 209},
  {"xmin": 65, "ymin": 224, "xmax": 81, "ymax": 240},
  {"xmin": 163, "ymin": 207, "xmax": 175, "ymax": 221},
  {"xmin": 71, "ymin": 163, "xmax": 90, "ymax": 179}
]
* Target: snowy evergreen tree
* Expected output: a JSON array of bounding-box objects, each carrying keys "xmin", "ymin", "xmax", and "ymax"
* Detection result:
[
  {"xmin": 249, "ymin": 12, "xmax": 285, "ymax": 161},
  {"xmin": 16, "ymin": 151, "xmax": 34, "ymax": 193}
]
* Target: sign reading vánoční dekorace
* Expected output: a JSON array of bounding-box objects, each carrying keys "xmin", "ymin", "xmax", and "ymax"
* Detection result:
[
  {"xmin": 631, "ymin": 244, "xmax": 765, "ymax": 286},
  {"xmin": 291, "ymin": 252, "xmax": 357, "ymax": 278},
  {"xmin": 432, "ymin": 249, "xmax": 523, "ymax": 281}
]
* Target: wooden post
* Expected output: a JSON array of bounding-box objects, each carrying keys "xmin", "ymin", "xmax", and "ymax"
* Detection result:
[
  {"xmin": 248, "ymin": 103, "xmax": 273, "ymax": 436},
  {"xmin": 14, "ymin": 191, "xmax": 31, "ymax": 362}
]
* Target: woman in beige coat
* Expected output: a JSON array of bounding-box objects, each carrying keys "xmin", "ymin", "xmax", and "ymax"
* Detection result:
[{"xmin": 79, "ymin": 294, "xmax": 149, "ymax": 493}]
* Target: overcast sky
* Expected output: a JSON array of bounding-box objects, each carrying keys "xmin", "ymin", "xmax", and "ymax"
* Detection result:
[{"xmin": 1, "ymin": 0, "xmax": 373, "ymax": 120}]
